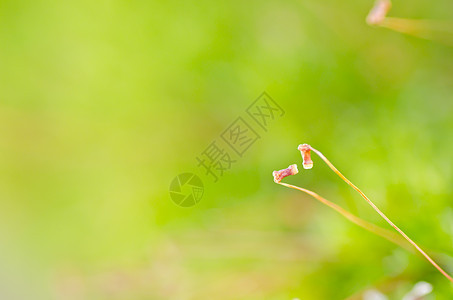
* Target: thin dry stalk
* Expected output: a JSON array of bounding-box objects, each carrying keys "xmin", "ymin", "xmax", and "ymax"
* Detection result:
[
  {"xmin": 277, "ymin": 181, "xmax": 410, "ymax": 251},
  {"xmin": 307, "ymin": 145, "xmax": 453, "ymax": 283},
  {"xmin": 367, "ymin": 0, "xmax": 453, "ymax": 46},
  {"xmin": 380, "ymin": 18, "xmax": 453, "ymax": 46}
]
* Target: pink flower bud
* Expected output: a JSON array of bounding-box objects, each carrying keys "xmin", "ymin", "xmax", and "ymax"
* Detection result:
[
  {"xmin": 366, "ymin": 0, "xmax": 392, "ymax": 25},
  {"xmin": 273, "ymin": 164, "xmax": 299, "ymax": 183},
  {"xmin": 298, "ymin": 144, "xmax": 313, "ymax": 169}
]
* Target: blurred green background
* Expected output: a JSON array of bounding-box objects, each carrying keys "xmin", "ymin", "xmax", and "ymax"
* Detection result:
[{"xmin": 1, "ymin": 0, "xmax": 453, "ymax": 299}]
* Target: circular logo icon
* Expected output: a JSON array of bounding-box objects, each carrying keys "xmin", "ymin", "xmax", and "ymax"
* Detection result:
[{"xmin": 169, "ymin": 173, "xmax": 204, "ymax": 207}]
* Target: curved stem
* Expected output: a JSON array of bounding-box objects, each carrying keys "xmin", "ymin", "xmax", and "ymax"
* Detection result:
[
  {"xmin": 309, "ymin": 146, "xmax": 453, "ymax": 283},
  {"xmin": 379, "ymin": 18, "xmax": 453, "ymax": 47},
  {"xmin": 277, "ymin": 182, "xmax": 411, "ymax": 251}
]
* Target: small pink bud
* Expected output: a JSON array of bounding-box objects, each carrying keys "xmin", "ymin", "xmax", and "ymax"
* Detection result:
[
  {"xmin": 366, "ymin": 0, "xmax": 391, "ymax": 25},
  {"xmin": 273, "ymin": 164, "xmax": 299, "ymax": 183},
  {"xmin": 298, "ymin": 144, "xmax": 313, "ymax": 169}
]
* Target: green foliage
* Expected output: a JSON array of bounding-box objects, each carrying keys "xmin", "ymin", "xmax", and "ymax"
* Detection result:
[{"xmin": 1, "ymin": 0, "xmax": 453, "ymax": 298}]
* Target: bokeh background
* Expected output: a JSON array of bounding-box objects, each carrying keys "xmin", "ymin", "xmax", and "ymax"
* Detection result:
[{"xmin": 1, "ymin": 0, "xmax": 453, "ymax": 299}]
